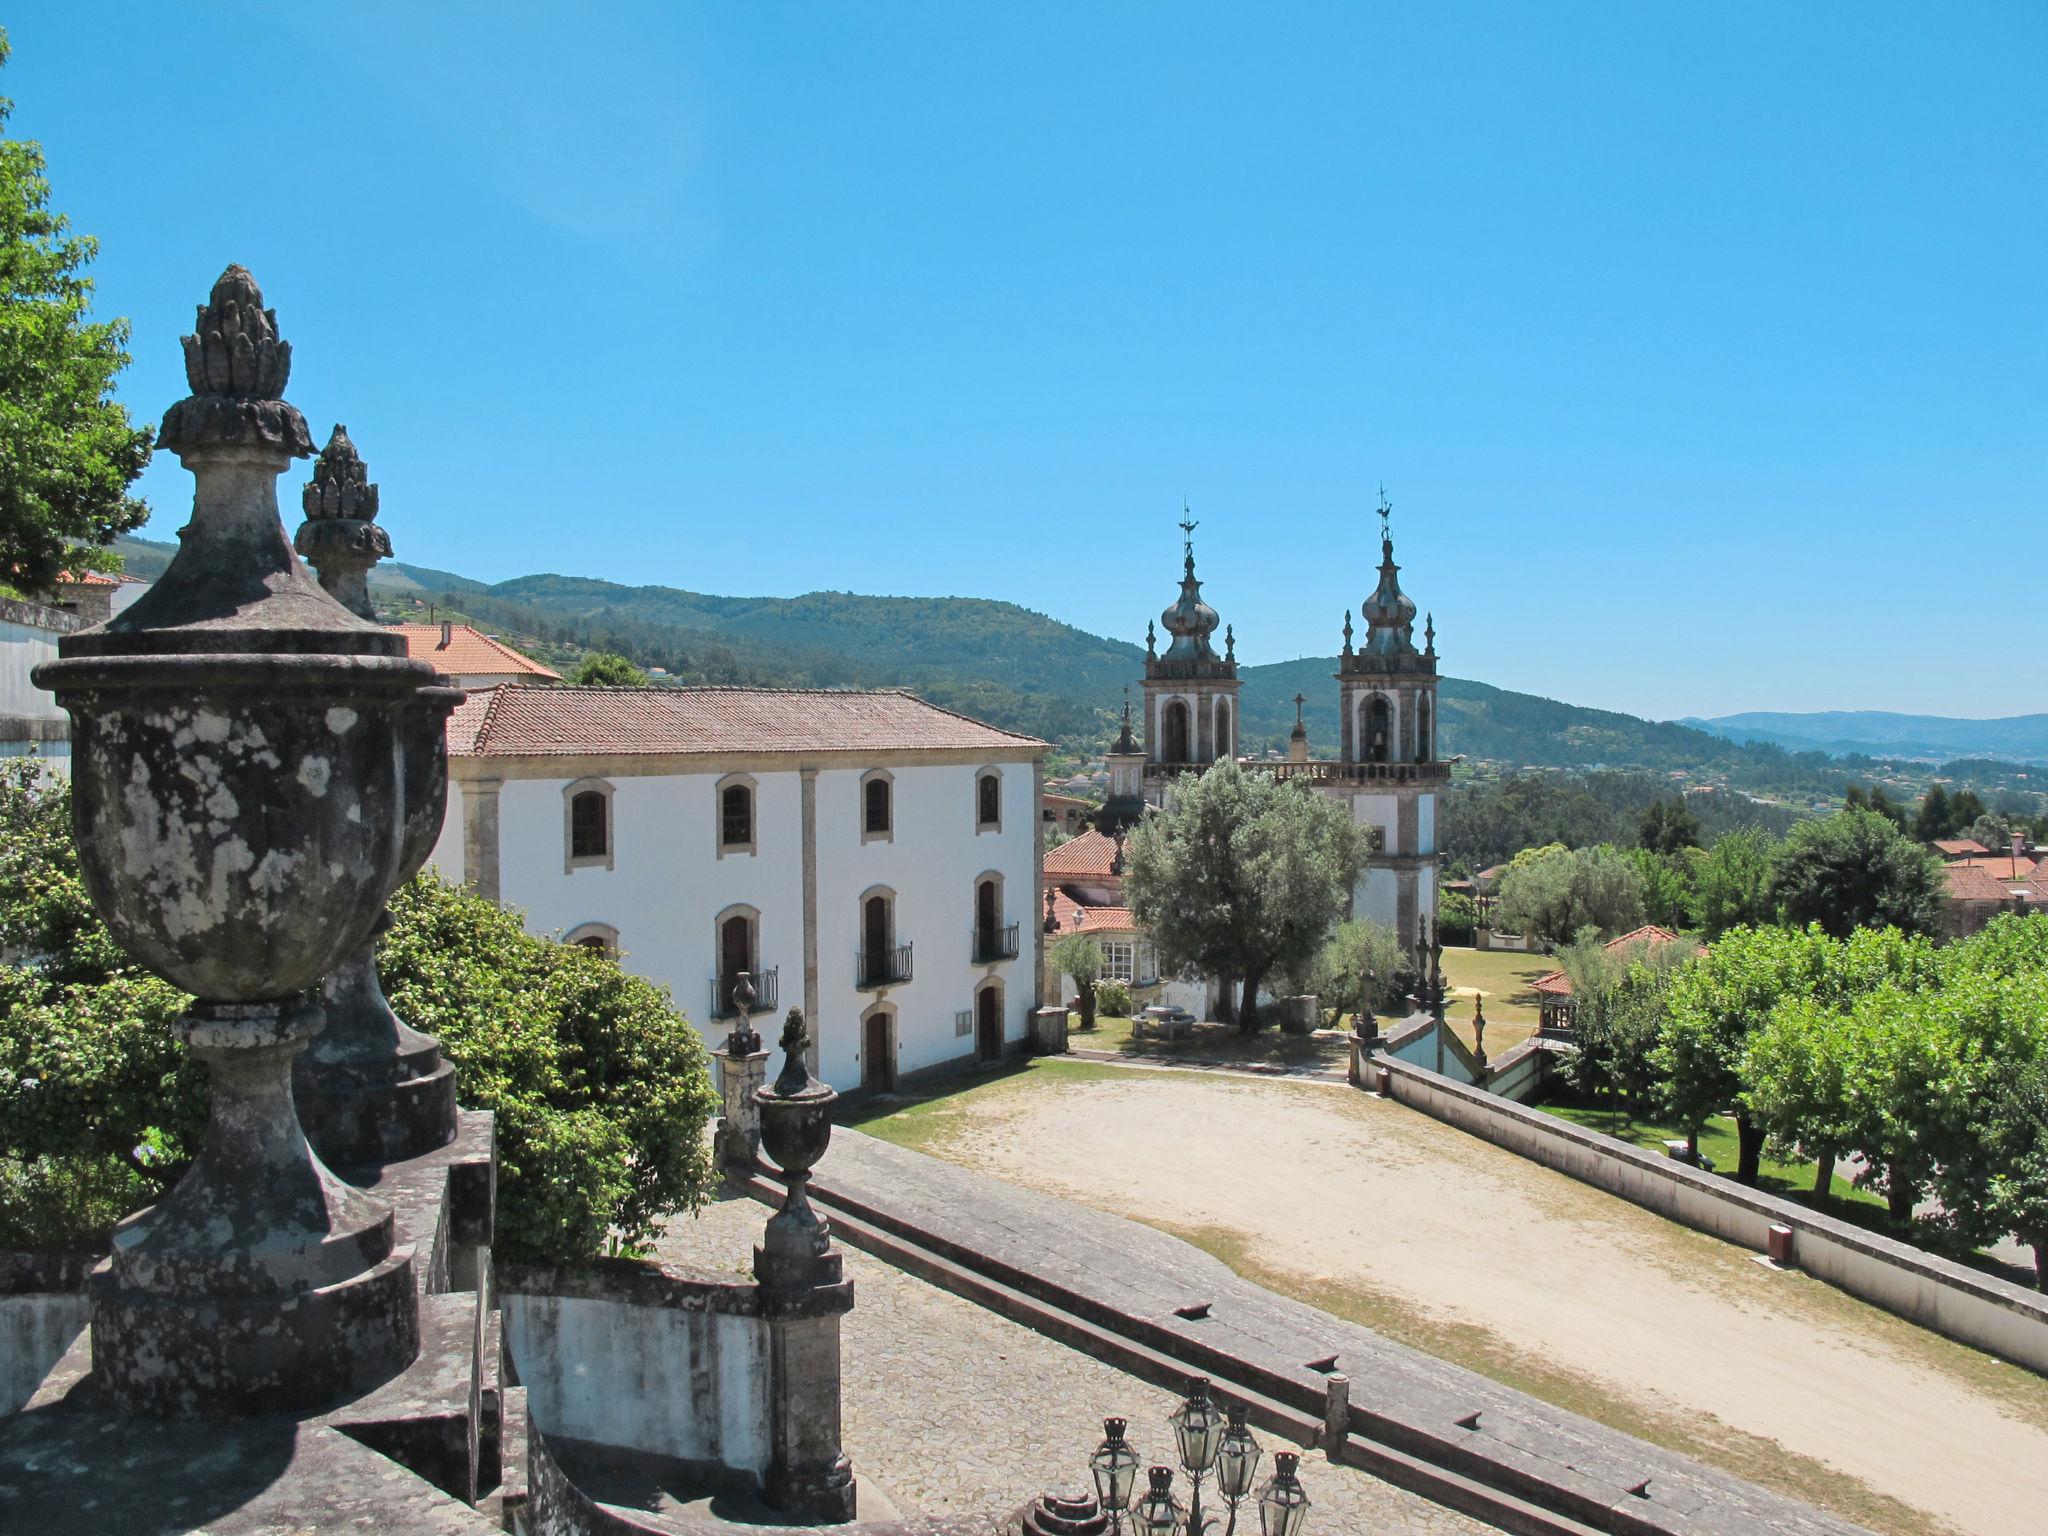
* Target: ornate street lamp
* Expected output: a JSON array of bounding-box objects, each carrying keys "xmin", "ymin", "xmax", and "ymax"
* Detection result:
[
  {"xmin": 1081, "ymin": 1385, "xmax": 1306, "ymax": 1535},
  {"xmin": 1091, "ymin": 1416, "xmax": 1143, "ymax": 1529},
  {"xmin": 1257, "ymin": 1453, "xmax": 1311, "ymax": 1536}
]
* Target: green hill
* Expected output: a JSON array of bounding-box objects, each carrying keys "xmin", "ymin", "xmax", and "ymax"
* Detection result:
[{"xmin": 104, "ymin": 536, "xmax": 2031, "ymax": 809}]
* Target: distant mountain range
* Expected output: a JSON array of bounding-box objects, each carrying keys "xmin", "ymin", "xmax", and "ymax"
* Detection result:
[
  {"xmin": 108, "ymin": 536, "xmax": 2037, "ymax": 799},
  {"xmin": 1682, "ymin": 711, "xmax": 2048, "ymax": 767}
]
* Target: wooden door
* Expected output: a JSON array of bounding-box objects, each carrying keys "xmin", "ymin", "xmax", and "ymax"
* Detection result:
[
  {"xmin": 976, "ymin": 880, "xmax": 998, "ymax": 954},
  {"xmin": 863, "ymin": 895, "xmax": 889, "ymax": 975},
  {"xmin": 976, "ymin": 986, "xmax": 1002, "ymax": 1063},
  {"xmin": 862, "ymin": 1012, "xmax": 894, "ymax": 1092}
]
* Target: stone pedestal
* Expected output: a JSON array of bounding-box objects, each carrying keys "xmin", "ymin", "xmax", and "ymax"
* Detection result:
[
  {"xmin": 715, "ymin": 1047, "xmax": 771, "ymax": 1172},
  {"xmin": 1279, "ymin": 993, "xmax": 1318, "ymax": 1035},
  {"xmin": 759, "ymin": 1282, "xmax": 857, "ymax": 1523},
  {"xmin": 91, "ymin": 1000, "xmax": 419, "ymax": 1415},
  {"xmin": 297, "ymin": 930, "xmax": 459, "ymax": 1168},
  {"xmin": 1031, "ymin": 1003, "xmax": 1071, "ymax": 1055}
]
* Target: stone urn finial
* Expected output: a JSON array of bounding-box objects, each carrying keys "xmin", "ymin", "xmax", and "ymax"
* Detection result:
[
  {"xmin": 726, "ymin": 971, "xmax": 762, "ymax": 1057},
  {"xmin": 32, "ymin": 264, "xmax": 461, "ymax": 1416},
  {"xmin": 290, "ymin": 422, "xmax": 461, "ymax": 1168},
  {"xmin": 754, "ymin": 1008, "xmax": 841, "ymax": 1289}
]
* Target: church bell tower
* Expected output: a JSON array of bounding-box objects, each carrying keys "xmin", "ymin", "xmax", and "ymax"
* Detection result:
[
  {"xmin": 1140, "ymin": 511, "xmax": 1240, "ymax": 805},
  {"xmin": 1332, "ymin": 494, "xmax": 1446, "ymax": 947}
]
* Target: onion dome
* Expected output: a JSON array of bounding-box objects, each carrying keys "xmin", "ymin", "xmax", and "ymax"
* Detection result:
[
  {"xmin": 1159, "ymin": 548, "xmax": 1221, "ymax": 662},
  {"xmin": 1360, "ymin": 532, "xmax": 1418, "ymax": 657}
]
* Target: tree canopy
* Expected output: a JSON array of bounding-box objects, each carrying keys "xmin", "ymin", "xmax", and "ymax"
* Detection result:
[
  {"xmin": 0, "ymin": 32, "xmax": 153, "ymax": 594},
  {"xmin": 1124, "ymin": 760, "xmax": 1363, "ymax": 1031},
  {"xmin": 568, "ymin": 651, "xmax": 652, "ymax": 687},
  {"xmin": 1770, "ymin": 807, "xmax": 1942, "ymax": 939},
  {"xmin": 1494, "ymin": 844, "xmax": 1645, "ymax": 946}
]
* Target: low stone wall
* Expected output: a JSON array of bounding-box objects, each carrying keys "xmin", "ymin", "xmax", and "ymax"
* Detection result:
[
  {"xmin": 0, "ymin": 1250, "xmax": 94, "ymax": 1417},
  {"xmin": 501, "ymin": 1262, "xmax": 778, "ymax": 1477},
  {"xmin": 1375, "ymin": 1054, "xmax": 2048, "ymax": 1374}
]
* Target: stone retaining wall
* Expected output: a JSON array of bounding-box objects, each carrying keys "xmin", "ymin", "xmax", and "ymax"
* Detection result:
[
  {"xmin": 0, "ymin": 1250, "xmax": 94, "ymax": 1417},
  {"xmin": 1375, "ymin": 1054, "xmax": 2048, "ymax": 1374}
]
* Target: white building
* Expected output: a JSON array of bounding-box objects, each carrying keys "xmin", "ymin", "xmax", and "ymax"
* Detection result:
[
  {"xmin": 428, "ymin": 684, "xmax": 1049, "ymax": 1094},
  {"xmin": 1, "ymin": 596, "xmax": 81, "ymax": 763}
]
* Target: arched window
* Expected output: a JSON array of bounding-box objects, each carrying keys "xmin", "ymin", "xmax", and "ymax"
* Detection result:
[
  {"xmin": 973, "ymin": 872, "xmax": 1012, "ymax": 961},
  {"xmin": 1364, "ymin": 696, "xmax": 1392, "ymax": 764},
  {"xmin": 1216, "ymin": 699, "xmax": 1232, "ymax": 761},
  {"xmin": 1162, "ymin": 700, "xmax": 1191, "ymax": 764},
  {"xmin": 976, "ymin": 769, "xmax": 1002, "ymax": 832},
  {"xmin": 861, "ymin": 769, "xmax": 893, "ymax": 843},
  {"xmin": 563, "ymin": 778, "xmax": 615, "ymax": 871},
  {"xmin": 858, "ymin": 886, "xmax": 907, "ymax": 988},
  {"xmin": 714, "ymin": 904, "xmax": 761, "ymax": 1017},
  {"xmin": 1416, "ymin": 694, "xmax": 1433, "ymax": 762},
  {"xmin": 716, "ymin": 773, "xmax": 757, "ymax": 857},
  {"xmin": 565, "ymin": 921, "xmax": 620, "ymax": 956}
]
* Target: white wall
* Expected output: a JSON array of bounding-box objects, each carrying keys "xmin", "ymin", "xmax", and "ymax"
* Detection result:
[
  {"xmin": 0, "ymin": 614, "xmax": 66, "ymax": 724},
  {"xmin": 1357, "ymin": 865, "xmax": 1399, "ymax": 931},
  {"xmin": 433, "ymin": 755, "xmax": 1040, "ymax": 1092}
]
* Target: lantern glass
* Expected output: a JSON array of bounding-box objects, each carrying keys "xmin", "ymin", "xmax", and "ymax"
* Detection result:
[
  {"xmin": 1170, "ymin": 1379, "xmax": 1225, "ymax": 1473},
  {"xmin": 1258, "ymin": 1452, "xmax": 1310, "ymax": 1536},
  {"xmin": 1091, "ymin": 1418, "xmax": 1141, "ymax": 1513},
  {"xmin": 1136, "ymin": 1467, "xmax": 1182, "ymax": 1536},
  {"xmin": 1215, "ymin": 1407, "xmax": 1260, "ymax": 1500}
]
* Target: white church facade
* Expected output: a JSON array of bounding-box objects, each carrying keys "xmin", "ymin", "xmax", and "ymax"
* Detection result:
[
  {"xmin": 1097, "ymin": 504, "xmax": 1446, "ymax": 951},
  {"xmin": 428, "ymin": 684, "xmax": 1048, "ymax": 1094}
]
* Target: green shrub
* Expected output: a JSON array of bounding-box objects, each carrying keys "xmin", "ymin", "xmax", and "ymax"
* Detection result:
[
  {"xmin": 1094, "ymin": 979, "xmax": 1132, "ymax": 1018},
  {"xmin": 0, "ymin": 763, "xmax": 719, "ymax": 1265},
  {"xmin": 379, "ymin": 871, "xmax": 719, "ymax": 1262}
]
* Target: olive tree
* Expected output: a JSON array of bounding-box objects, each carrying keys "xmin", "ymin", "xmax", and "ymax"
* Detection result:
[
  {"xmin": 1049, "ymin": 932, "xmax": 1105, "ymax": 1031},
  {"xmin": 1495, "ymin": 844, "xmax": 1646, "ymax": 947},
  {"xmin": 1124, "ymin": 761, "xmax": 1363, "ymax": 1033}
]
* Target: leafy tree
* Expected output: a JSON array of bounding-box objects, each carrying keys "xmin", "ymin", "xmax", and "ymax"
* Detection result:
[
  {"xmin": 1743, "ymin": 998, "xmax": 1856, "ymax": 1201},
  {"xmin": 1985, "ymin": 1052, "xmax": 2048, "ymax": 1288},
  {"xmin": 1771, "ymin": 808, "xmax": 1942, "ymax": 938},
  {"xmin": 1913, "ymin": 783, "xmax": 1953, "ymax": 842},
  {"xmin": 1962, "ymin": 812, "xmax": 2016, "ymax": 854},
  {"xmin": 0, "ymin": 32, "xmax": 153, "ymax": 594},
  {"xmin": 568, "ymin": 651, "xmax": 651, "ymax": 687},
  {"xmin": 1049, "ymin": 932, "xmax": 1104, "ymax": 1031},
  {"xmin": 1495, "ymin": 845, "xmax": 1645, "ymax": 947},
  {"xmin": 1867, "ymin": 787, "xmax": 1907, "ymax": 829},
  {"xmin": 1946, "ymin": 788, "xmax": 1986, "ymax": 832},
  {"xmin": 0, "ymin": 766, "xmax": 718, "ymax": 1262},
  {"xmin": 1660, "ymin": 925, "xmax": 1835, "ymax": 1180},
  {"xmin": 1305, "ymin": 919, "xmax": 1408, "ymax": 1025},
  {"xmin": 1435, "ymin": 888, "xmax": 1479, "ymax": 945},
  {"xmin": 1563, "ymin": 950, "xmax": 1681, "ymax": 1122},
  {"xmin": 1125, "ymin": 761, "xmax": 1363, "ymax": 1032},
  {"xmin": 1693, "ymin": 826, "xmax": 1779, "ymax": 939},
  {"xmin": 1624, "ymin": 845, "xmax": 1695, "ymax": 931},
  {"xmin": 1638, "ymin": 796, "xmax": 1702, "ymax": 855}
]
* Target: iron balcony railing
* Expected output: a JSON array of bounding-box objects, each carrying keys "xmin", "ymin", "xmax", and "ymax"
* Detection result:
[
  {"xmin": 857, "ymin": 942, "xmax": 913, "ymax": 989},
  {"xmin": 1264, "ymin": 759, "xmax": 1452, "ymax": 786},
  {"xmin": 708, "ymin": 966, "xmax": 778, "ymax": 1021},
  {"xmin": 973, "ymin": 922, "xmax": 1021, "ymax": 964}
]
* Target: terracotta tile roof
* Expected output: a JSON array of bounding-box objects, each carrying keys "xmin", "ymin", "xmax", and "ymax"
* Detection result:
[
  {"xmin": 54, "ymin": 569, "xmax": 118, "ymax": 586},
  {"xmin": 392, "ymin": 623, "xmax": 561, "ymax": 681},
  {"xmin": 448, "ymin": 684, "xmax": 1046, "ymax": 758},
  {"xmin": 1934, "ymin": 838, "xmax": 1990, "ymax": 857},
  {"xmin": 1044, "ymin": 829, "xmax": 1119, "ymax": 878},
  {"xmin": 1952, "ymin": 853, "xmax": 2036, "ymax": 879},
  {"xmin": 1048, "ymin": 889, "xmax": 1138, "ymax": 935},
  {"xmin": 1943, "ymin": 862, "xmax": 2029, "ymax": 901},
  {"xmin": 1531, "ymin": 925, "xmax": 1698, "ymax": 998}
]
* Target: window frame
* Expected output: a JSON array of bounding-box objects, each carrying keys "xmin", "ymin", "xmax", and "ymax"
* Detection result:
[
  {"xmin": 715, "ymin": 772, "xmax": 759, "ymax": 859},
  {"xmin": 562, "ymin": 778, "xmax": 616, "ymax": 872},
  {"xmin": 564, "ymin": 921, "xmax": 620, "ymax": 957},
  {"xmin": 974, "ymin": 767, "xmax": 1003, "ymax": 834},
  {"xmin": 860, "ymin": 767, "xmax": 895, "ymax": 844}
]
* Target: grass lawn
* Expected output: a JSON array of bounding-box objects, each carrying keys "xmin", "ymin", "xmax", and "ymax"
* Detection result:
[
  {"xmin": 1071, "ymin": 1013, "xmax": 1352, "ymax": 1072},
  {"xmin": 1436, "ymin": 944, "xmax": 1553, "ymax": 1057}
]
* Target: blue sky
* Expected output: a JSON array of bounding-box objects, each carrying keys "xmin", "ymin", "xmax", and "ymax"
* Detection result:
[{"xmin": 12, "ymin": 3, "xmax": 2044, "ymax": 720}]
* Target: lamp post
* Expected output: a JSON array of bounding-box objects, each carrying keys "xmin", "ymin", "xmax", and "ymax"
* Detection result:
[{"xmin": 1084, "ymin": 1382, "xmax": 1309, "ymax": 1535}]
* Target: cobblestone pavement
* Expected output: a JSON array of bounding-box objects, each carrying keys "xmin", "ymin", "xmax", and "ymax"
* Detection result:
[{"xmin": 653, "ymin": 1194, "xmax": 1492, "ymax": 1535}]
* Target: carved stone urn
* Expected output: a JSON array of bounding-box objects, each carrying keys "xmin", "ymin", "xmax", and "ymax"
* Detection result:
[
  {"xmin": 32, "ymin": 266, "xmax": 460, "ymax": 1416},
  {"xmin": 291, "ymin": 424, "xmax": 462, "ymax": 1166},
  {"xmin": 753, "ymin": 1008, "xmax": 842, "ymax": 1290}
]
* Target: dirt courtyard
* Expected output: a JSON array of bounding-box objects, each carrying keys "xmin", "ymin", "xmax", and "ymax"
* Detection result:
[{"xmin": 893, "ymin": 1065, "xmax": 2048, "ymax": 1536}]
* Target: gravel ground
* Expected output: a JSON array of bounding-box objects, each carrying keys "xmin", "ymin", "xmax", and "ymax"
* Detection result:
[{"xmin": 653, "ymin": 1193, "xmax": 1493, "ymax": 1534}]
